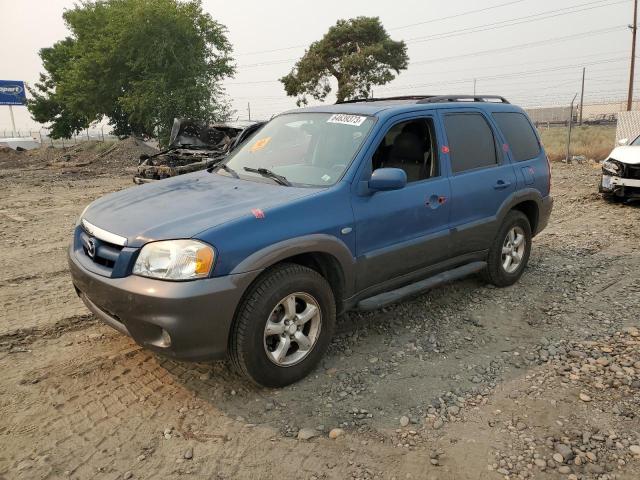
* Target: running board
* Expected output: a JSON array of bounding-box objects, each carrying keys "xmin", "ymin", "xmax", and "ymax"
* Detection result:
[{"xmin": 356, "ymin": 261, "xmax": 487, "ymax": 311}]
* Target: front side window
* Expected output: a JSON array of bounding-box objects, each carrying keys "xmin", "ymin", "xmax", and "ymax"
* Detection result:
[
  {"xmin": 492, "ymin": 112, "xmax": 541, "ymax": 161},
  {"xmin": 370, "ymin": 118, "xmax": 439, "ymax": 183},
  {"xmin": 631, "ymin": 134, "xmax": 640, "ymax": 146},
  {"xmin": 444, "ymin": 113, "xmax": 497, "ymax": 174},
  {"xmin": 221, "ymin": 113, "xmax": 375, "ymax": 187}
]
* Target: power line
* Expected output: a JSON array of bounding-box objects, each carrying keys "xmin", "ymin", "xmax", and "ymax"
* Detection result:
[
  {"xmin": 389, "ymin": 0, "xmax": 526, "ymax": 31},
  {"xmin": 237, "ymin": 25, "xmax": 624, "ymax": 69},
  {"xmin": 235, "ymin": 0, "xmax": 527, "ymax": 56},
  {"xmin": 405, "ymin": 0, "xmax": 629, "ymax": 44},
  {"xmin": 235, "ymin": 1, "xmax": 626, "ymax": 67},
  {"xmin": 410, "ymin": 25, "xmax": 625, "ymax": 65}
]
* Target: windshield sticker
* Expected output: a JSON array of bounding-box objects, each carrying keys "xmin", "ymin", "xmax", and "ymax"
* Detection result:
[
  {"xmin": 327, "ymin": 114, "xmax": 367, "ymax": 127},
  {"xmin": 321, "ymin": 174, "xmax": 331, "ymax": 182},
  {"xmin": 250, "ymin": 136, "xmax": 271, "ymax": 152}
]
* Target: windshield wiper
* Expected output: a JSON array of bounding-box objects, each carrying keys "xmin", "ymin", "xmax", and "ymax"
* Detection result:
[
  {"xmin": 210, "ymin": 163, "xmax": 239, "ymax": 178},
  {"xmin": 243, "ymin": 167, "xmax": 291, "ymax": 186}
]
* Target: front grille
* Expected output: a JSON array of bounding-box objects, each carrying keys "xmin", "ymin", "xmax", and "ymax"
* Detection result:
[
  {"xmin": 626, "ymin": 164, "xmax": 640, "ymax": 180},
  {"xmin": 79, "ymin": 228, "xmax": 124, "ymax": 271}
]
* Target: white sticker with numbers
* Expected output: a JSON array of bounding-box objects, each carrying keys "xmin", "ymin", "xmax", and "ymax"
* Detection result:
[{"xmin": 327, "ymin": 114, "xmax": 368, "ymax": 126}]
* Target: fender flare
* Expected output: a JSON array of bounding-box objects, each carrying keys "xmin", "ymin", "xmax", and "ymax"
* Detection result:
[
  {"xmin": 496, "ymin": 188, "xmax": 544, "ymax": 233},
  {"xmin": 230, "ymin": 234, "xmax": 357, "ymax": 296}
]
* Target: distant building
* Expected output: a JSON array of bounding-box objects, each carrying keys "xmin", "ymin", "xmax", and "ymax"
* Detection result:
[{"xmin": 525, "ymin": 99, "xmax": 640, "ymax": 126}]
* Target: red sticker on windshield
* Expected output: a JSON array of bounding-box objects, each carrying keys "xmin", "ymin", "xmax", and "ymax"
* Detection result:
[
  {"xmin": 441, "ymin": 145, "xmax": 450, "ymax": 154},
  {"xmin": 251, "ymin": 208, "xmax": 265, "ymax": 219},
  {"xmin": 503, "ymin": 143, "xmax": 509, "ymax": 152}
]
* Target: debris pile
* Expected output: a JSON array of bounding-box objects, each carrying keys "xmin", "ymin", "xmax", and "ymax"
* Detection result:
[{"xmin": 134, "ymin": 118, "xmax": 262, "ymax": 183}]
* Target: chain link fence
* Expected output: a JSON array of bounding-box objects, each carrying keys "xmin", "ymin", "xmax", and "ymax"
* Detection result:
[
  {"xmin": 0, "ymin": 127, "xmax": 119, "ymax": 148},
  {"xmin": 525, "ymin": 99, "xmax": 640, "ymax": 128}
]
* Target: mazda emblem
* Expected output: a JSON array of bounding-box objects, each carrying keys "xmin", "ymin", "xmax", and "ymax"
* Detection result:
[{"xmin": 87, "ymin": 238, "xmax": 97, "ymax": 259}]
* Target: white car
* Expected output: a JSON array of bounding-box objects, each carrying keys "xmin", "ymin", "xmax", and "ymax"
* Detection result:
[{"xmin": 600, "ymin": 135, "xmax": 640, "ymax": 201}]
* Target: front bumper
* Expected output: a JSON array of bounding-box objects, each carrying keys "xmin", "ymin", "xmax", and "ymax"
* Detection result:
[
  {"xmin": 600, "ymin": 174, "xmax": 640, "ymax": 198},
  {"xmin": 68, "ymin": 246, "xmax": 261, "ymax": 361}
]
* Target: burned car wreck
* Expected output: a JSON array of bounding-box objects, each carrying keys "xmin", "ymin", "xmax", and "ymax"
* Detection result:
[{"xmin": 134, "ymin": 119, "xmax": 263, "ymax": 184}]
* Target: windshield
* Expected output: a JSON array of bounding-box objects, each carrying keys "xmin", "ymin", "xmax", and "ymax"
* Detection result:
[
  {"xmin": 219, "ymin": 112, "xmax": 375, "ymax": 187},
  {"xmin": 631, "ymin": 135, "xmax": 640, "ymax": 146}
]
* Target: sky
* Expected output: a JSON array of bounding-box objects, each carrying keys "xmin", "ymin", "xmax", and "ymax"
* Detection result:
[{"xmin": 0, "ymin": 0, "xmax": 634, "ymax": 132}]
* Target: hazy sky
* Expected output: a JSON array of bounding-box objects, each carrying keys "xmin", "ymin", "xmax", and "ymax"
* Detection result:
[{"xmin": 0, "ymin": 0, "xmax": 633, "ymax": 131}]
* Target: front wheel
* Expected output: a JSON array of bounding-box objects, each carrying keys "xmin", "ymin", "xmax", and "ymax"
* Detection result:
[
  {"xmin": 229, "ymin": 263, "xmax": 336, "ymax": 387},
  {"xmin": 482, "ymin": 211, "xmax": 532, "ymax": 287}
]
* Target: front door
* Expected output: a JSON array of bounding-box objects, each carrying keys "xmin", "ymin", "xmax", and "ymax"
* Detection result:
[{"xmin": 351, "ymin": 114, "xmax": 452, "ymax": 292}]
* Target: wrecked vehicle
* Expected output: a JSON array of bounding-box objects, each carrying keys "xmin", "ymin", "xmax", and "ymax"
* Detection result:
[
  {"xmin": 600, "ymin": 135, "xmax": 640, "ymax": 201},
  {"xmin": 134, "ymin": 119, "xmax": 263, "ymax": 184}
]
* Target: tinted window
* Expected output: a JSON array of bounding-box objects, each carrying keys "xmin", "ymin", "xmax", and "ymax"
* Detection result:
[
  {"xmin": 444, "ymin": 114, "xmax": 497, "ymax": 173},
  {"xmin": 493, "ymin": 112, "xmax": 540, "ymax": 161}
]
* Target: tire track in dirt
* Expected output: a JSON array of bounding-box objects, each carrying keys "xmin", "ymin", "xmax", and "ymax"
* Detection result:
[{"xmin": 0, "ymin": 313, "xmax": 97, "ymax": 352}]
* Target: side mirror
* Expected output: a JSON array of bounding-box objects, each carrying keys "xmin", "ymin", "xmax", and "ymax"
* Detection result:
[
  {"xmin": 368, "ymin": 168, "xmax": 407, "ymax": 192},
  {"xmin": 618, "ymin": 138, "xmax": 629, "ymax": 146}
]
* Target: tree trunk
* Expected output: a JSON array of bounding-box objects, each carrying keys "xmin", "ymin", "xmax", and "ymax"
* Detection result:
[{"xmin": 336, "ymin": 76, "xmax": 346, "ymax": 103}]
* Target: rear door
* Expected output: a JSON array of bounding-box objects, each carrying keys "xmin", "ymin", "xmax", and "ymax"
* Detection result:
[
  {"xmin": 441, "ymin": 109, "xmax": 517, "ymax": 257},
  {"xmin": 351, "ymin": 112, "xmax": 451, "ymax": 291},
  {"xmin": 491, "ymin": 111, "xmax": 550, "ymax": 197}
]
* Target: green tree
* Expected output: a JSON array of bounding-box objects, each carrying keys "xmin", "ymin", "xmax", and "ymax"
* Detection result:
[
  {"xmin": 280, "ymin": 17, "xmax": 408, "ymax": 105},
  {"xmin": 28, "ymin": 0, "xmax": 234, "ymax": 143}
]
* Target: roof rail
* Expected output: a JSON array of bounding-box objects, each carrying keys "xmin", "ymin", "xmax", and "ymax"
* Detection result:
[
  {"xmin": 336, "ymin": 95, "xmax": 436, "ymax": 104},
  {"xmin": 417, "ymin": 95, "xmax": 510, "ymax": 104},
  {"xmin": 335, "ymin": 94, "xmax": 510, "ymax": 105}
]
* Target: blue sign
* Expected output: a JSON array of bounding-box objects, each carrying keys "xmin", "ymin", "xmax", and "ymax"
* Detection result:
[{"xmin": 0, "ymin": 80, "xmax": 27, "ymax": 105}]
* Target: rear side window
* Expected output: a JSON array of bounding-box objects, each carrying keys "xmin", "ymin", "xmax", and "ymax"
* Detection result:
[
  {"xmin": 492, "ymin": 112, "xmax": 540, "ymax": 161},
  {"xmin": 444, "ymin": 113, "xmax": 497, "ymax": 174}
]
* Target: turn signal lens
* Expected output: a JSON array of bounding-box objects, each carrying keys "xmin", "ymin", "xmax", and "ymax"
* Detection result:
[{"xmin": 195, "ymin": 247, "xmax": 214, "ymax": 275}]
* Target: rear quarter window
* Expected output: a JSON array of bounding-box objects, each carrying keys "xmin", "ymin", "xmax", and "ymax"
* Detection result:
[
  {"xmin": 492, "ymin": 112, "xmax": 541, "ymax": 161},
  {"xmin": 444, "ymin": 113, "xmax": 497, "ymax": 174}
]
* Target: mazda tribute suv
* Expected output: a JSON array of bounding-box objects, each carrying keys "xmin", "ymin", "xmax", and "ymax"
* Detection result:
[{"xmin": 69, "ymin": 95, "xmax": 553, "ymax": 387}]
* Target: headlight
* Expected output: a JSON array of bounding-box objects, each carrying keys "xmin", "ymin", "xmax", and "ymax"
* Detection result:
[
  {"xmin": 133, "ymin": 240, "xmax": 215, "ymax": 280},
  {"xmin": 602, "ymin": 159, "xmax": 623, "ymax": 176}
]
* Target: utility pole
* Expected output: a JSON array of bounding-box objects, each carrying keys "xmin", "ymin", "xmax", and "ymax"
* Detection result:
[
  {"xmin": 8, "ymin": 105, "xmax": 16, "ymax": 136},
  {"xmin": 579, "ymin": 67, "xmax": 586, "ymax": 125},
  {"xmin": 247, "ymin": 102, "xmax": 251, "ymax": 121},
  {"xmin": 566, "ymin": 93, "xmax": 578, "ymax": 163},
  {"xmin": 628, "ymin": 0, "xmax": 638, "ymax": 111}
]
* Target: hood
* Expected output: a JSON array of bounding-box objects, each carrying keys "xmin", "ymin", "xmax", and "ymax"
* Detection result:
[
  {"xmin": 607, "ymin": 146, "xmax": 640, "ymax": 165},
  {"xmin": 83, "ymin": 171, "xmax": 319, "ymax": 247}
]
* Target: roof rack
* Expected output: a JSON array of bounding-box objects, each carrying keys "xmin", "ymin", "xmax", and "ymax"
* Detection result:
[
  {"xmin": 417, "ymin": 95, "xmax": 510, "ymax": 104},
  {"xmin": 336, "ymin": 95, "xmax": 435, "ymax": 104},
  {"xmin": 335, "ymin": 94, "xmax": 510, "ymax": 105}
]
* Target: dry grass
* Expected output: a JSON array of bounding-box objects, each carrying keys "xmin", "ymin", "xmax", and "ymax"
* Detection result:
[{"xmin": 538, "ymin": 125, "xmax": 616, "ymax": 162}]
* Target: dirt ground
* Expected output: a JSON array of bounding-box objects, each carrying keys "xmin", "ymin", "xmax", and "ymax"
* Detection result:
[{"xmin": 0, "ymin": 150, "xmax": 639, "ymax": 480}]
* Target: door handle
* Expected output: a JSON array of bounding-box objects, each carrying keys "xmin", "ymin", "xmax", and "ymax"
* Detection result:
[
  {"xmin": 494, "ymin": 180, "xmax": 511, "ymax": 190},
  {"xmin": 425, "ymin": 194, "xmax": 447, "ymax": 209}
]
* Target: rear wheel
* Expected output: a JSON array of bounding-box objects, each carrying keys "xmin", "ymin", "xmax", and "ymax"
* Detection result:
[
  {"xmin": 229, "ymin": 263, "xmax": 336, "ymax": 387},
  {"xmin": 482, "ymin": 211, "xmax": 532, "ymax": 287}
]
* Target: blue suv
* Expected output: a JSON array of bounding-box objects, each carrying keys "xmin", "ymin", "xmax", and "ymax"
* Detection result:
[{"xmin": 69, "ymin": 95, "xmax": 553, "ymax": 387}]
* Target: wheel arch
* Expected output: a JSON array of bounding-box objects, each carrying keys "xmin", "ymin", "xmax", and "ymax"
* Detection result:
[
  {"xmin": 230, "ymin": 234, "xmax": 356, "ymax": 313},
  {"xmin": 497, "ymin": 189, "xmax": 543, "ymax": 235}
]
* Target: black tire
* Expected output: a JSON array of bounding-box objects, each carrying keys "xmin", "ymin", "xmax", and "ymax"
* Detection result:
[
  {"xmin": 481, "ymin": 210, "xmax": 532, "ymax": 287},
  {"xmin": 602, "ymin": 193, "xmax": 625, "ymax": 203},
  {"xmin": 229, "ymin": 263, "xmax": 336, "ymax": 388}
]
